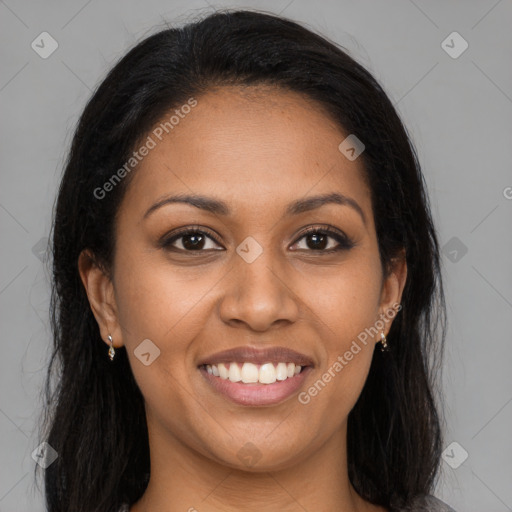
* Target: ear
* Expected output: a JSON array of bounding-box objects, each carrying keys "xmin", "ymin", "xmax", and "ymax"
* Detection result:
[
  {"xmin": 378, "ymin": 248, "xmax": 407, "ymax": 336},
  {"xmin": 78, "ymin": 249, "xmax": 124, "ymax": 349}
]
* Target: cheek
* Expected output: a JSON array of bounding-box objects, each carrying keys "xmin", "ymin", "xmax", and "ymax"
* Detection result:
[
  {"xmin": 295, "ymin": 252, "xmax": 382, "ymax": 415},
  {"xmin": 298, "ymin": 251, "xmax": 383, "ymax": 341},
  {"xmin": 111, "ymin": 248, "xmax": 217, "ymax": 414},
  {"xmin": 113, "ymin": 245, "xmax": 215, "ymax": 342}
]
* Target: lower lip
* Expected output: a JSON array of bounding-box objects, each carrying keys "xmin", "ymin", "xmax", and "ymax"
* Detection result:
[{"xmin": 199, "ymin": 365, "xmax": 313, "ymax": 406}]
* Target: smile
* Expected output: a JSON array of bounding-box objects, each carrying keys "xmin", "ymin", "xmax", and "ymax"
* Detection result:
[
  {"xmin": 202, "ymin": 361, "xmax": 303, "ymax": 384},
  {"xmin": 198, "ymin": 363, "xmax": 312, "ymax": 406}
]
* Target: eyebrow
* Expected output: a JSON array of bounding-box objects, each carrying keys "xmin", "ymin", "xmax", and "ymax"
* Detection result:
[{"xmin": 143, "ymin": 192, "xmax": 366, "ymax": 225}]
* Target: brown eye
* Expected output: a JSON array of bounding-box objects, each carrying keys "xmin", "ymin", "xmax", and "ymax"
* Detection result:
[
  {"xmin": 292, "ymin": 226, "xmax": 355, "ymax": 253},
  {"xmin": 161, "ymin": 228, "xmax": 223, "ymax": 252}
]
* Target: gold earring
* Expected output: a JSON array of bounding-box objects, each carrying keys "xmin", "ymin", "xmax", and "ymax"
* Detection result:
[
  {"xmin": 108, "ymin": 334, "xmax": 115, "ymax": 361},
  {"xmin": 379, "ymin": 331, "xmax": 389, "ymax": 352}
]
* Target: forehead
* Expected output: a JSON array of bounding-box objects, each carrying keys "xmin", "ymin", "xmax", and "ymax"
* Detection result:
[{"xmin": 120, "ymin": 85, "xmax": 372, "ymax": 222}]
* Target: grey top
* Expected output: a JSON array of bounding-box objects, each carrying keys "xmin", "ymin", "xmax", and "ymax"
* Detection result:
[{"xmin": 118, "ymin": 494, "xmax": 456, "ymax": 511}]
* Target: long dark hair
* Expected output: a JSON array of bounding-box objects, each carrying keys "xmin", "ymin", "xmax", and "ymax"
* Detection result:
[{"xmin": 38, "ymin": 9, "xmax": 446, "ymax": 512}]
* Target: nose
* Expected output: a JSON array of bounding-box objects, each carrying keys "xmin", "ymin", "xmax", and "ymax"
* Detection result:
[{"xmin": 218, "ymin": 248, "xmax": 300, "ymax": 332}]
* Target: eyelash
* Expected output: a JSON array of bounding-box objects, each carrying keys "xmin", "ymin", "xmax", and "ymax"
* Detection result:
[{"xmin": 160, "ymin": 224, "xmax": 355, "ymax": 255}]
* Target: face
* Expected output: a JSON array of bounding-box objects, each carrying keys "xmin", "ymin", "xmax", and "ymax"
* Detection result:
[{"xmin": 81, "ymin": 85, "xmax": 406, "ymax": 472}]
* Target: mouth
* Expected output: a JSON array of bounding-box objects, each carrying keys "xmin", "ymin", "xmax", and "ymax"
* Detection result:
[
  {"xmin": 197, "ymin": 346, "xmax": 314, "ymax": 406},
  {"xmin": 200, "ymin": 361, "xmax": 306, "ymax": 383}
]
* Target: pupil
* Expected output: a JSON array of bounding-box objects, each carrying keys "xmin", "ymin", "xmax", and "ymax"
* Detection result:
[
  {"xmin": 183, "ymin": 234, "xmax": 204, "ymax": 250},
  {"xmin": 308, "ymin": 233, "xmax": 327, "ymax": 250}
]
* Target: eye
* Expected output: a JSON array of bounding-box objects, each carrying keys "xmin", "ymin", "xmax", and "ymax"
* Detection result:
[
  {"xmin": 291, "ymin": 225, "xmax": 355, "ymax": 253},
  {"xmin": 160, "ymin": 224, "xmax": 355, "ymax": 254},
  {"xmin": 160, "ymin": 226, "xmax": 224, "ymax": 252}
]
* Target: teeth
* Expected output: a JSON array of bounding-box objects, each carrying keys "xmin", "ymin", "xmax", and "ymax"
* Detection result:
[
  {"xmin": 259, "ymin": 363, "xmax": 277, "ymax": 384},
  {"xmin": 205, "ymin": 362, "xmax": 304, "ymax": 384},
  {"xmin": 241, "ymin": 362, "xmax": 259, "ymax": 383},
  {"xmin": 276, "ymin": 362, "xmax": 288, "ymax": 381},
  {"xmin": 228, "ymin": 362, "xmax": 242, "ymax": 382},
  {"xmin": 218, "ymin": 363, "xmax": 229, "ymax": 379}
]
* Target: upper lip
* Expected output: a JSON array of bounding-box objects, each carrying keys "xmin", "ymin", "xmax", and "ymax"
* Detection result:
[{"xmin": 197, "ymin": 346, "xmax": 315, "ymax": 367}]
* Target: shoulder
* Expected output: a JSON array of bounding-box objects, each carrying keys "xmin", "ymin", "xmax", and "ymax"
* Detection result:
[{"xmin": 393, "ymin": 494, "xmax": 457, "ymax": 512}]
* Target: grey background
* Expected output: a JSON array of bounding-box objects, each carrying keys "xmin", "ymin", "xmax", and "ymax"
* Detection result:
[{"xmin": 1, "ymin": 0, "xmax": 511, "ymax": 511}]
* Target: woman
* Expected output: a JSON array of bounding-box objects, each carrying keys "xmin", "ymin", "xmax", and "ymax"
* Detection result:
[{"xmin": 38, "ymin": 9, "xmax": 455, "ymax": 512}]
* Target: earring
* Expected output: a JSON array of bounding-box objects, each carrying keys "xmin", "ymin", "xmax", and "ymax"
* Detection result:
[
  {"xmin": 379, "ymin": 331, "xmax": 389, "ymax": 352},
  {"xmin": 108, "ymin": 334, "xmax": 115, "ymax": 361}
]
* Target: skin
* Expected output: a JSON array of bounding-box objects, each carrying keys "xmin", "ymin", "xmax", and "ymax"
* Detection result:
[{"xmin": 79, "ymin": 85, "xmax": 407, "ymax": 512}]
